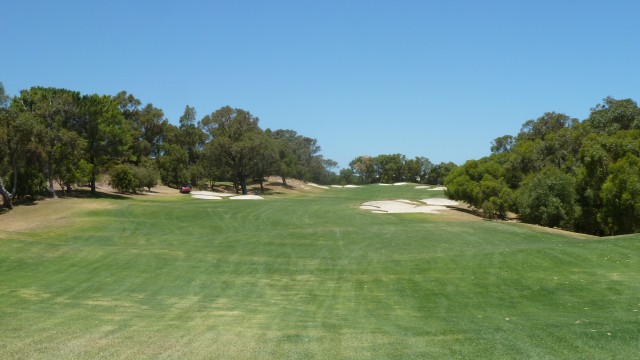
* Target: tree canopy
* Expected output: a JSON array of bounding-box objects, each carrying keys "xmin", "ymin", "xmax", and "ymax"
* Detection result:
[
  {"xmin": 0, "ymin": 84, "xmax": 338, "ymax": 203},
  {"xmin": 445, "ymin": 97, "xmax": 640, "ymax": 235}
]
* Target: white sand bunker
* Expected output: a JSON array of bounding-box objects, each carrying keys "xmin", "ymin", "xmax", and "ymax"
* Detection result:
[
  {"xmin": 307, "ymin": 183, "xmax": 330, "ymax": 189},
  {"xmin": 230, "ymin": 195, "xmax": 264, "ymax": 200},
  {"xmin": 421, "ymin": 198, "xmax": 458, "ymax": 206},
  {"xmin": 360, "ymin": 200, "xmax": 448, "ymax": 214},
  {"xmin": 428, "ymin": 186, "xmax": 447, "ymax": 191},
  {"xmin": 191, "ymin": 191, "xmax": 236, "ymax": 197},
  {"xmin": 344, "ymin": 185, "xmax": 361, "ymax": 188},
  {"xmin": 191, "ymin": 190, "xmax": 263, "ymax": 200},
  {"xmin": 191, "ymin": 195, "xmax": 223, "ymax": 200}
]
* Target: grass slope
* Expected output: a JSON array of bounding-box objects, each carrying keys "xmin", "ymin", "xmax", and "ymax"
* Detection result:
[{"xmin": 1, "ymin": 185, "xmax": 639, "ymax": 359}]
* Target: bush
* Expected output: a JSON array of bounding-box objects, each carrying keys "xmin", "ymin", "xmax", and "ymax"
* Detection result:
[
  {"xmin": 109, "ymin": 165, "xmax": 138, "ymax": 193},
  {"xmin": 516, "ymin": 168, "xmax": 577, "ymax": 229},
  {"xmin": 599, "ymin": 154, "xmax": 640, "ymax": 235},
  {"xmin": 133, "ymin": 166, "xmax": 159, "ymax": 192}
]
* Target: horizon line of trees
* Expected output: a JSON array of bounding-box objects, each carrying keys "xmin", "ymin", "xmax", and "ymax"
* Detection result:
[
  {"xmin": 338, "ymin": 154, "xmax": 457, "ymax": 186},
  {"xmin": 0, "ymin": 83, "xmax": 338, "ymax": 206},
  {"xmin": 444, "ymin": 96, "xmax": 640, "ymax": 236}
]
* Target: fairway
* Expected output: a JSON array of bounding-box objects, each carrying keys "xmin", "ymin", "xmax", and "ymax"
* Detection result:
[{"xmin": 1, "ymin": 185, "xmax": 639, "ymax": 359}]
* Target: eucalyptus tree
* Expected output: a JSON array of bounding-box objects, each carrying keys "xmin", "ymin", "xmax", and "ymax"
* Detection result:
[
  {"xmin": 178, "ymin": 105, "xmax": 207, "ymax": 185},
  {"xmin": 404, "ymin": 156, "xmax": 433, "ymax": 183},
  {"xmin": 349, "ymin": 155, "xmax": 376, "ymax": 184},
  {"xmin": 585, "ymin": 97, "xmax": 640, "ymax": 134},
  {"xmin": 269, "ymin": 129, "xmax": 322, "ymax": 184},
  {"xmin": 201, "ymin": 106, "xmax": 263, "ymax": 194},
  {"xmin": 12, "ymin": 87, "xmax": 80, "ymax": 197},
  {"xmin": 77, "ymin": 94, "xmax": 130, "ymax": 194},
  {"xmin": 425, "ymin": 162, "xmax": 457, "ymax": 185},
  {"xmin": 0, "ymin": 83, "xmax": 12, "ymax": 207}
]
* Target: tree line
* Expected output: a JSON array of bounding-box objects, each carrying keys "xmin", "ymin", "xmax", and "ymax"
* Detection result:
[
  {"xmin": 444, "ymin": 97, "xmax": 640, "ymax": 236},
  {"xmin": 339, "ymin": 154, "xmax": 457, "ymax": 185},
  {"xmin": 0, "ymin": 84, "xmax": 337, "ymax": 206}
]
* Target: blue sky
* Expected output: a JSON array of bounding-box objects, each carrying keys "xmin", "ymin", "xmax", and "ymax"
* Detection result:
[{"xmin": 2, "ymin": 0, "xmax": 639, "ymax": 168}]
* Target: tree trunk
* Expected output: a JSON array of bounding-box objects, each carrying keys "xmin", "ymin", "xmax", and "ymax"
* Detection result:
[
  {"xmin": 0, "ymin": 178, "xmax": 13, "ymax": 209},
  {"xmin": 46, "ymin": 150, "xmax": 57, "ymax": 198},
  {"xmin": 259, "ymin": 178, "xmax": 265, "ymax": 193},
  {"xmin": 10, "ymin": 156, "xmax": 18, "ymax": 196},
  {"xmin": 90, "ymin": 155, "xmax": 97, "ymax": 195},
  {"xmin": 281, "ymin": 176, "xmax": 287, "ymax": 186},
  {"xmin": 239, "ymin": 177, "xmax": 248, "ymax": 195}
]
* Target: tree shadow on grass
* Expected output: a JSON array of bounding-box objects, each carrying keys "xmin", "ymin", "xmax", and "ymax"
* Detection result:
[{"xmin": 58, "ymin": 189, "xmax": 131, "ymax": 201}]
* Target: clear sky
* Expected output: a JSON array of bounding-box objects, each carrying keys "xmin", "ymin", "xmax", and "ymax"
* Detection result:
[{"xmin": 2, "ymin": 0, "xmax": 639, "ymax": 168}]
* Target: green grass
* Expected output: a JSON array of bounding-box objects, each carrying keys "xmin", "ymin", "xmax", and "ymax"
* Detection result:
[{"xmin": 1, "ymin": 185, "xmax": 639, "ymax": 359}]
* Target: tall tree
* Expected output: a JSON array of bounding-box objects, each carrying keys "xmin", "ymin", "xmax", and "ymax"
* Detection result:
[
  {"xmin": 178, "ymin": 105, "xmax": 206, "ymax": 185},
  {"xmin": 77, "ymin": 94, "xmax": 129, "ymax": 194},
  {"xmin": 0, "ymin": 83, "xmax": 13, "ymax": 208},
  {"xmin": 270, "ymin": 129, "xmax": 322, "ymax": 184},
  {"xmin": 201, "ymin": 106, "xmax": 263, "ymax": 194},
  {"xmin": 13, "ymin": 87, "xmax": 80, "ymax": 197},
  {"xmin": 349, "ymin": 155, "xmax": 376, "ymax": 184}
]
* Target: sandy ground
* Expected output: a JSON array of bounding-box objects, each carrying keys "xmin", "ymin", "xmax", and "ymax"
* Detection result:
[
  {"xmin": 230, "ymin": 195, "xmax": 264, "ymax": 200},
  {"xmin": 360, "ymin": 198, "xmax": 460, "ymax": 215},
  {"xmin": 421, "ymin": 198, "xmax": 458, "ymax": 206}
]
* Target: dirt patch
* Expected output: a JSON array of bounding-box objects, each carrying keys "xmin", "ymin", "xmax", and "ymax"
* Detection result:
[
  {"xmin": 0, "ymin": 197, "xmax": 115, "ymax": 234},
  {"xmin": 507, "ymin": 221, "xmax": 597, "ymax": 239}
]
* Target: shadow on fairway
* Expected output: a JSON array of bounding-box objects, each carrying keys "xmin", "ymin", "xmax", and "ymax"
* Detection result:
[{"xmin": 60, "ymin": 189, "xmax": 131, "ymax": 201}]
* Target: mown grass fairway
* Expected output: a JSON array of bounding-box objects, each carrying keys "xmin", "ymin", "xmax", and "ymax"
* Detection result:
[{"xmin": 1, "ymin": 185, "xmax": 639, "ymax": 359}]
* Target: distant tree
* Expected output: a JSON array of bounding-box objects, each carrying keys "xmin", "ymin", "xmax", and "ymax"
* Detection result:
[
  {"xmin": 201, "ymin": 106, "xmax": 263, "ymax": 194},
  {"xmin": 425, "ymin": 162, "xmax": 457, "ymax": 185},
  {"xmin": 178, "ymin": 105, "xmax": 207, "ymax": 185},
  {"xmin": 13, "ymin": 87, "xmax": 81, "ymax": 197},
  {"xmin": 308, "ymin": 157, "xmax": 338, "ymax": 184},
  {"xmin": 490, "ymin": 135, "xmax": 515, "ymax": 154},
  {"xmin": 77, "ymin": 94, "xmax": 130, "ymax": 194},
  {"xmin": 374, "ymin": 154, "xmax": 406, "ymax": 183},
  {"xmin": 251, "ymin": 131, "xmax": 279, "ymax": 192},
  {"xmin": 339, "ymin": 167, "xmax": 356, "ymax": 185},
  {"xmin": 269, "ymin": 129, "xmax": 323, "ymax": 184},
  {"xmin": 349, "ymin": 156, "xmax": 376, "ymax": 184},
  {"xmin": 404, "ymin": 156, "xmax": 433, "ymax": 183}
]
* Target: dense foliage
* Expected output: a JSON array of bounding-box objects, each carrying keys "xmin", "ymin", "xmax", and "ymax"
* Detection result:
[
  {"xmin": 343, "ymin": 154, "xmax": 456, "ymax": 185},
  {"xmin": 444, "ymin": 98, "xmax": 640, "ymax": 235},
  {"xmin": 0, "ymin": 84, "xmax": 337, "ymax": 202}
]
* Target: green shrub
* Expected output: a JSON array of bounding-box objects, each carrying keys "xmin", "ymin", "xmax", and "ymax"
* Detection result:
[
  {"xmin": 109, "ymin": 165, "xmax": 138, "ymax": 193},
  {"xmin": 516, "ymin": 168, "xmax": 577, "ymax": 229}
]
